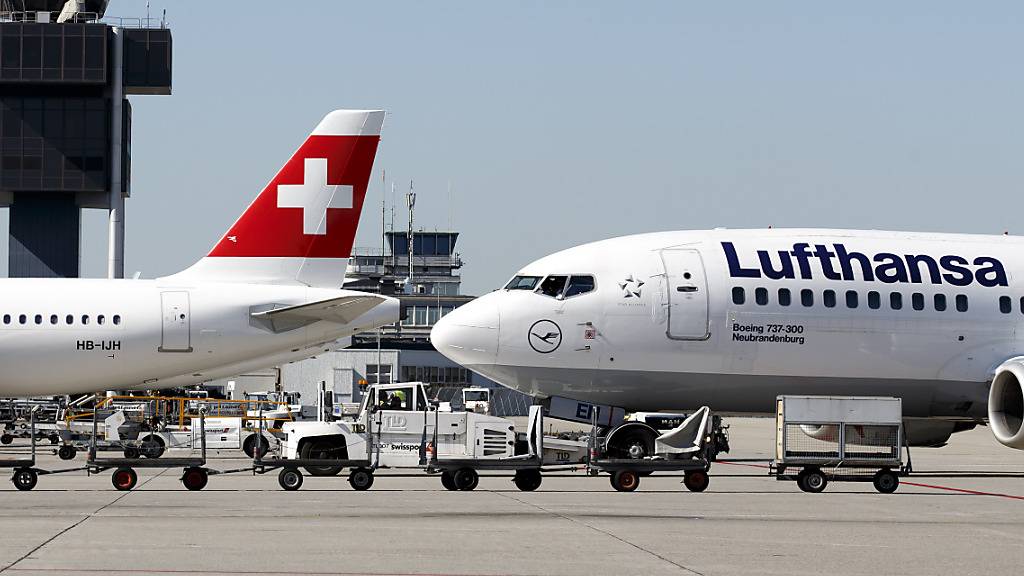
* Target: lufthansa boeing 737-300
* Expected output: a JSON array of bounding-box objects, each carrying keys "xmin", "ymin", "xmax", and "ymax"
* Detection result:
[
  {"xmin": 432, "ymin": 229, "xmax": 1024, "ymax": 451},
  {"xmin": 0, "ymin": 109, "xmax": 398, "ymax": 397}
]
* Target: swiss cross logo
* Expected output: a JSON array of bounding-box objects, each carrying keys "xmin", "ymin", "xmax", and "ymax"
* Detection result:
[{"xmin": 276, "ymin": 158, "xmax": 353, "ymax": 235}]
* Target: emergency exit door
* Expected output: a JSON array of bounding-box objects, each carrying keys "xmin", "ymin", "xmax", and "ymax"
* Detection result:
[
  {"xmin": 661, "ymin": 249, "xmax": 709, "ymax": 340},
  {"xmin": 160, "ymin": 291, "xmax": 192, "ymax": 352}
]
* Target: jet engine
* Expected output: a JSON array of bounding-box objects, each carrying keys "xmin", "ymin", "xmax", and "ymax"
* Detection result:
[
  {"xmin": 989, "ymin": 360, "xmax": 1024, "ymax": 449},
  {"xmin": 800, "ymin": 420, "xmax": 975, "ymax": 448}
]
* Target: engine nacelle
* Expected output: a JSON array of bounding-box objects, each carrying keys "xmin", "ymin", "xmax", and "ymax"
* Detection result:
[
  {"xmin": 800, "ymin": 420, "xmax": 968, "ymax": 447},
  {"xmin": 989, "ymin": 360, "xmax": 1024, "ymax": 449}
]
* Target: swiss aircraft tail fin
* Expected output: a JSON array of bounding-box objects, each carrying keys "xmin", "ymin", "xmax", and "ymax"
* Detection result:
[{"xmin": 165, "ymin": 109, "xmax": 385, "ymax": 287}]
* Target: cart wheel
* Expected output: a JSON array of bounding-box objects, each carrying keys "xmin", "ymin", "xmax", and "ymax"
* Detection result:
[
  {"xmin": 123, "ymin": 446, "xmax": 140, "ymax": 459},
  {"xmin": 800, "ymin": 468, "xmax": 827, "ymax": 493},
  {"xmin": 610, "ymin": 470, "xmax": 641, "ymax": 492},
  {"xmin": 12, "ymin": 468, "xmax": 38, "ymax": 491},
  {"xmin": 683, "ymin": 470, "xmax": 710, "ymax": 493},
  {"xmin": 348, "ymin": 468, "xmax": 374, "ymax": 491},
  {"xmin": 58, "ymin": 445, "xmax": 77, "ymax": 461},
  {"xmin": 140, "ymin": 436, "xmax": 165, "ymax": 459},
  {"xmin": 440, "ymin": 470, "xmax": 458, "ymax": 491},
  {"xmin": 243, "ymin": 434, "xmax": 270, "ymax": 459},
  {"xmin": 453, "ymin": 467, "xmax": 479, "ymax": 491},
  {"xmin": 181, "ymin": 467, "xmax": 209, "ymax": 491},
  {"xmin": 872, "ymin": 469, "xmax": 899, "ymax": 494},
  {"xmin": 0, "ymin": 434, "xmax": 12, "ymax": 445},
  {"xmin": 278, "ymin": 467, "xmax": 303, "ymax": 491},
  {"xmin": 513, "ymin": 469, "xmax": 543, "ymax": 492},
  {"xmin": 112, "ymin": 467, "xmax": 138, "ymax": 491}
]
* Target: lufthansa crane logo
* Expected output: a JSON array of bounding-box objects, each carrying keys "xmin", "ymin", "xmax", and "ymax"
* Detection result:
[{"xmin": 528, "ymin": 320, "xmax": 562, "ymax": 354}]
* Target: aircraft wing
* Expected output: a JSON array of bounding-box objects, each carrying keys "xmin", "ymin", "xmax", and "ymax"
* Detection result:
[{"xmin": 250, "ymin": 295, "xmax": 388, "ymax": 333}]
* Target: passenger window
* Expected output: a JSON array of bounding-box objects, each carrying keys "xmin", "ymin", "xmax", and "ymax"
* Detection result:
[
  {"xmin": 845, "ymin": 291, "xmax": 858, "ymax": 309},
  {"xmin": 537, "ymin": 275, "xmax": 568, "ymax": 298},
  {"xmin": 1020, "ymin": 297, "xmax": 1024, "ymax": 315},
  {"xmin": 1000, "ymin": 296, "xmax": 1012, "ymax": 314},
  {"xmin": 505, "ymin": 275, "xmax": 541, "ymax": 291},
  {"xmin": 755, "ymin": 287, "xmax": 768, "ymax": 305},
  {"xmin": 868, "ymin": 291, "xmax": 881, "ymax": 310},
  {"xmin": 934, "ymin": 294, "xmax": 947, "ymax": 312},
  {"xmin": 113, "ymin": 315, "xmax": 122, "ymax": 325},
  {"xmin": 65, "ymin": 315, "xmax": 73, "ymax": 325},
  {"xmin": 82, "ymin": 315, "xmax": 90, "ymax": 325},
  {"xmin": 33, "ymin": 314, "xmax": 42, "ymax": 325},
  {"xmin": 955, "ymin": 294, "xmax": 968, "ymax": 312},
  {"xmin": 800, "ymin": 289, "xmax": 813, "ymax": 307},
  {"xmin": 564, "ymin": 275, "xmax": 595, "ymax": 298},
  {"xmin": 911, "ymin": 293, "xmax": 925, "ymax": 311},
  {"xmin": 18, "ymin": 314, "xmax": 26, "ymax": 325},
  {"xmin": 823, "ymin": 290, "xmax": 836, "ymax": 308},
  {"xmin": 2, "ymin": 314, "xmax": 9, "ymax": 325},
  {"xmin": 49, "ymin": 314, "xmax": 58, "ymax": 325},
  {"xmin": 890, "ymin": 292, "xmax": 903, "ymax": 310},
  {"xmin": 98, "ymin": 315, "xmax": 106, "ymax": 325},
  {"xmin": 778, "ymin": 288, "xmax": 791, "ymax": 307},
  {"xmin": 732, "ymin": 287, "xmax": 745, "ymax": 305}
]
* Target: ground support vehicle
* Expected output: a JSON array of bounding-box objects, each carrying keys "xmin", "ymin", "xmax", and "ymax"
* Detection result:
[
  {"xmin": 0, "ymin": 411, "xmax": 89, "ymax": 491},
  {"xmin": 85, "ymin": 409, "xmax": 213, "ymax": 491},
  {"xmin": 587, "ymin": 406, "xmax": 715, "ymax": 492},
  {"xmin": 769, "ymin": 395, "xmax": 910, "ymax": 494}
]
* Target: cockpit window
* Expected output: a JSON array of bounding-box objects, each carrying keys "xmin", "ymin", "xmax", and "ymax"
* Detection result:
[
  {"xmin": 537, "ymin": 275, "xmax": 568, "ymax": 298},
  {"xmin": 564, "ymin": 275, "xmax": 595, "ymax": 298},
  {"xmin": 505, "ymin": 275, "xmax": 541, "ymax": 290}
]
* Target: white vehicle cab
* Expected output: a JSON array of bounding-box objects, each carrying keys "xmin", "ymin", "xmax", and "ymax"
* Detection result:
[{"xmin": 433, "ymin": 228, "xmax": 1024, "ymax": 454}]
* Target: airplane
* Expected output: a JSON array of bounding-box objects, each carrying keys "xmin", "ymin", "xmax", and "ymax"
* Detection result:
[
  {"xmin": 0, "ymin": 109, "xmax": 399, "ymax": 397},
  {"xmin": 431, "ymin": 228, "xmax": 1024, "ymax": 454}
]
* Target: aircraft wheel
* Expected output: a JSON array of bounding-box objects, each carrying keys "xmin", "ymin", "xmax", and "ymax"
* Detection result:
[
  {"xmin": 58, "ymin": 445, "xmax": 77, "ymax": 461},
  {"xmin": 112, "ymin": 467, "xmax": 138, "ymax": 491},
  {"xmin": 453, "ymin": 467, "xmax": 479, "ymax": 491},
  {"xmin": 278, "ymin": 467, "xmax": 303, "ymax": 491},
  {"xmin": 348, "ymin": 467, "xmax": 374, "ymax": 491},
  {"xmin": 513, "ymin": 469, "xmax": 542, "ymax": 492},
  {"xmin": 12, "ymin": 468, "xmax": 38, "ymax": 491},
  {"xmin": 800, "ymin": 468, "xmax": 827, "ymax": 493},
  {"xmin": 181, "ymin": 467, "xmax": 209, "ymax": 491},
  {"xmin": 683, "ymin": 470, "xmax": 710, "ymax": 493},
  {"xmin": 140, "ymin": 436, "xmax": 165, "ymax": 459},
  {"xmin": 873, "ymin": 469, "xmax": 899, "ymax": 494},
  {"xmin": 1, "ymin": 434, "xmax": 12, "ymax": 445},
  {"xmin": 610, "ymin": 469, "xmax": 640, "ymax": 492},
  {"xmin": 123, "ymin": 446, "xmax": 140, "ymax": 459},
  {"xmin": 440, "ymin": 470, "xmax": 458, "ymax": 491}
]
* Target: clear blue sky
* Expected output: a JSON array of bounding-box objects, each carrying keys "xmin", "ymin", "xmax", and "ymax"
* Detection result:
[{"xmin": 2, "ymin": 1, "xmax": 1023, "ymax": 295}]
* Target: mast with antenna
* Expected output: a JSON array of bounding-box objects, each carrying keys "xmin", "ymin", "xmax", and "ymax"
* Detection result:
[{"xmin": 406, "ymin": 180, "xmax": 416, "ymax": 292}]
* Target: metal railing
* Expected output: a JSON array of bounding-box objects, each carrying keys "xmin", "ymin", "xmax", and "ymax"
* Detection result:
[{"xmin": 0, "ymin": 11, "xmax": 168, "ymax": 28}]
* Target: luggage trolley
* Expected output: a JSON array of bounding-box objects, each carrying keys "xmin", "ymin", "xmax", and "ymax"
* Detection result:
[
  {"xmin": 770, "ymin": 395, "xmax": 911, "ymax": 493},
  {"xmin": 1, "ymin": 408, "xmax": 88, "ymax": 491}
]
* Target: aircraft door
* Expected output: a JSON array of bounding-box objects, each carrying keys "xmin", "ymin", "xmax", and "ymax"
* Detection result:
[
  {"xmin": 661, "ymin": 249, "xmax": 709, "ymax": 340},
  {"xmin": 159, "ymin": 291, "xmax": 193, "ymax": 352}
]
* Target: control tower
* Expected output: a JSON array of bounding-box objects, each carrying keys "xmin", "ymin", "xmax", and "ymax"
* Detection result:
[{"xmin": 0, "ymin": 1, "xmax": 171, "ymax": 277}]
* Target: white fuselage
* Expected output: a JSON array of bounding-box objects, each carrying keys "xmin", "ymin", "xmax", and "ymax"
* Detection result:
[
  {"xmin": 0, "ymin": 278, "xmax": 397, "ymax": 397},
  {"xmin": 432, "ymin": 228, "xmax": 1024, "ymax": 420}
]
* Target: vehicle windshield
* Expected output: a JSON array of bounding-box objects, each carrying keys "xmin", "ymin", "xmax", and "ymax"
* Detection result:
[
  {"xmin": 463, "ymin": 390, "xmax": 489, "ymax": 401},
  {"xmin": 505, "ymin": 275, "xmax": 541, "ymax": 290}
]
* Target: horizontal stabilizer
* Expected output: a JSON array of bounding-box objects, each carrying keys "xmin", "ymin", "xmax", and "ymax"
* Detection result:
[{"xmin": 251, "ymin": 294, "xmax": 388, "ymax": 333}]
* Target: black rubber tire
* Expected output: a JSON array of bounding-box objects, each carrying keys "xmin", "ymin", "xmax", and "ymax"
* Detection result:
[
  {"xmin": 12, "ymin": 468, "xmax": 38, "ymax": 491},
  {"xmin": 278, "ymin": 467, "xmax": 303, "ymax": 491},
  {"xmin": 57, "ymin": 445, "xmax": 77, "ymax": 461},
  {"xmin": 683, "ymin": 470, "xmax": 710, "ymax": 493},
  {"xmin": 440, "ymin": 470, "xmax": 458, "ymax": 491},
  {"xmin": 123, "ymin": 446, "xmax": 140, "ymax": 460},
  {"xmin": 610, "ymin": 470, "xmax": 640, "ymax": 492},
  {"xmin": 112, "ymin": 467, "xmax": 137, "ymax": 491},
  {"xmin": 609, "ymin": 430, "xmax": 655, "ymax": 459},
  {"xmin": 873, "ymin": 469, "xmax": 899, "ymax": 494},
  {"xmin": 348, "ymin": 467, "xmax": 374, "ymax": 491},
  {"xmin": 0, "ymin": 434, "xmax": 12, "ymax": 445},
  {"xmin": 301, "ymin": 440, "xmax": 344, "ymax": 477},
  {"xmin": 140, "ymin": 436, "xmax": 165, "ymax": 459},
  {"xmin": 453, "ymin": 467, "xmax": 479, "ymax": 491},
  {"xmin": 801, "ymin": 468, "xmax": 827, "ymax": 493},
  {"xmin": 181, "ymin": 467, "xmax": 209, "ymax": 491},
  {"xmin": 243, "ymin": 434, "xmax": 271, "ymax": 459},
  {"xmin": 513, "ymin": 469, "xmax": 542, "ymax": 492}
]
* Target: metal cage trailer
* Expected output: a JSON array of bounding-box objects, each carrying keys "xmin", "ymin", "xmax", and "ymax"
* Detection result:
[
  {"xmin": 770, "ymin": 395, "xmax": 910, "ymax": 494},
  {"xmin": 588, "ymin": 406, "xmax": 715, "ymax": 493},
  {"xmin": 1, "ymin": 410, "xmax": 91, "ymax": 491}
]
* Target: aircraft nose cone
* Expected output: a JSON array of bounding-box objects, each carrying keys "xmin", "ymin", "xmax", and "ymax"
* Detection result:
[{"xmin": 431, "ymin": 294, "xmax": 500, "ymax": 368}]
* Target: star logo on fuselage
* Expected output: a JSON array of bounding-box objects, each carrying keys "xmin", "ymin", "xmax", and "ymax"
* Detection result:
[{"xmin": 619, "ymin": 275, "xmax": 644, "ymax": 298}]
